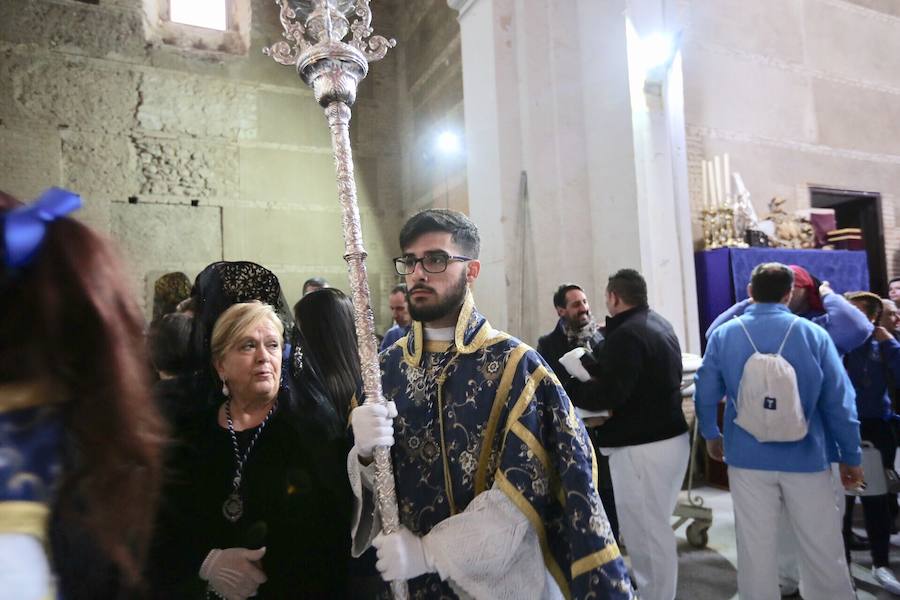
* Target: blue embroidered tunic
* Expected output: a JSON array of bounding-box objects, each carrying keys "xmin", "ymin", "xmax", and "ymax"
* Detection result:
[
  {"xmin": 0, "ymin": 384, "xmax": 62, "ymax": 535},
  {"xmin": 379, "ymin": 291, "xmax": 633, "ymax": 599},
  {"xmin": 0, "ymin": 383, "xmax": 63, "ymax": 600}
]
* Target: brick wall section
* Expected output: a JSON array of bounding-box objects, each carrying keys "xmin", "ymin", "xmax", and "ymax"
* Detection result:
[{"xmin": 683, "ymin": 0, "xmax": 900, "ymax": 281}]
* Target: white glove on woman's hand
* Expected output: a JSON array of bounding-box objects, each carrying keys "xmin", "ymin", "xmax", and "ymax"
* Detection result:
[
  {"xmin": 372, "ymin": 526, "xmax": 435, "ymax": 582},
  {"xmin": 350, "ymin": 400, "xmax": 397, "ymax": 459},
  {"xmin": 199, "ymin": 547, "xmax": 267, "ymax": 600},
  {"xmin": 559, "ymin": 347, "xmax": 591, "ymax": 382}
]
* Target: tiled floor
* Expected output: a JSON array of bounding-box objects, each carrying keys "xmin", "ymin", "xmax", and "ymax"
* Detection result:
[{"xmin": 674, "ymin": 486, "xmax": 900, "ymax": 599}]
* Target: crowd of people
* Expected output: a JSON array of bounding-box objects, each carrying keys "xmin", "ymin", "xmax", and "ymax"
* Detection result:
[{"xmin": 3, "ymin": 185, "xmax": 900, "ymax": 600}]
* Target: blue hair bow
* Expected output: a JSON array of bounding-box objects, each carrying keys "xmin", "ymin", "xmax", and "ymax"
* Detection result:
[{"xmin": 2, "ymin": 187, "xmax": 82, "ymax": 268}]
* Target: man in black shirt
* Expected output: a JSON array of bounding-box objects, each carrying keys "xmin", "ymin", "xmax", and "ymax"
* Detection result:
[{"xmin": 568, "ymin": 269, "xmax": 689, "ymax": 600}]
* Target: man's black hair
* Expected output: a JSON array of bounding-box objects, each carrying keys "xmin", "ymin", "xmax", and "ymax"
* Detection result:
[
  {"xmin": 606, "ymin": 269, "xmax": 648, "ymax": 307},
  {"xmin": 398, "ymin": 209, "xmax": 480, "ymax": 258},
  {"xmin": 890, "ymin": 276, "xmax": 900, "ymax": 286},
  {"xmin": 749, "ymin": 262, "xmax": 794, "ymax": 303},
  {"xmin": 390, "ymin": 284, "xmax": 407, "ymax": 296},
  {"xmin": 553, "ymin": 283, "xmax": 584, "ymax": 309},
  {"xmin": 303, "ymin": 276, "xmax": 329, "ymax": 289}
]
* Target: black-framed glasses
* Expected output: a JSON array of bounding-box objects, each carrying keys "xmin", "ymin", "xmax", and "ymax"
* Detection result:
[{"xmin": 393, "ymin": 252, "xmax": 472, "ymax": 275}]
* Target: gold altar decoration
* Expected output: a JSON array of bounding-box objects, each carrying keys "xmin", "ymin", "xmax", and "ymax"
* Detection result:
[{"xmin": 765, "ymin": 197, "xmax": 815, "ymax": 249}]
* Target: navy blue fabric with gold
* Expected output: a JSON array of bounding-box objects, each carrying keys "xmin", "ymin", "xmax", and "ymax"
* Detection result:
[
  {"xmin": 380, "ymin": 291, "xmax": 633, "ymax": 599},
  {"xmin": 0, "ymin": 384, "xmax": 63, "ymax": 543}
]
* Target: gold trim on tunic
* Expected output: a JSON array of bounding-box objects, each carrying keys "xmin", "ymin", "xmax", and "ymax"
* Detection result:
[
  {"xmin": 454, "ymin": 290, "xmax": 492, "ymax": 354},
  {"xmin": 570, "ymin": 544, "xmax": 623, "ymax": 579},
  {"xmin": 510, "ymin": 422, "xmax": 566, "ymax": 507},
  {"xmin": 0, "ymin": 382, "xmax": 58, "ymax": 414},
  {"xmin": 403, "ymin": 320, "xmax": 425, "ymax": 367},
  {"xmin": 0, "ymin": 502, "xmax": 49, "ymax": 542},
  {"xmin": 475, "ymin": 343, "xmax": 530, "ymax": 495}
]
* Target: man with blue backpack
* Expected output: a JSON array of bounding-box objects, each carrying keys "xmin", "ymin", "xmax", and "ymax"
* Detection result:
[{"xmin": 694, "ymin": 262, "xmax": 863, "ymax": 600}]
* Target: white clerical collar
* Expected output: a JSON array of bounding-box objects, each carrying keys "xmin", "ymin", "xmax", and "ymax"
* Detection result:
[{"xmin": 423, "ymin": 326, "xmax": 454, "ymax": 341}]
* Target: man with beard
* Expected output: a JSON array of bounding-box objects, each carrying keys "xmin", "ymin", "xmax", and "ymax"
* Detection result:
[
  {"xmin": 347, "ymin": 210, "xmax": 634, "ymax": 599},
  {"xmin": 537, "ymin": 284, "xmax": 619, "ymax": 543},
  {"xmin": 537, "ymin": 284, "xmax": 604, "ymax": 383}
]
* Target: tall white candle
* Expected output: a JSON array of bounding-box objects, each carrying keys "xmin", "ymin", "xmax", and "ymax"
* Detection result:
[
  {"xmin": 702, "ymin": 160, "xmax": 710, "ymax": 208},
  {"xmin": 707, "ymin": 159, "xmax": 718, "ymax": 209},
  {"xmin": 724, "ymin": 153, "xmax": 731, "ymax": 201},
  {"xmin": 714, "ymin": 155, "xmax": 723, "ymax": 207}
]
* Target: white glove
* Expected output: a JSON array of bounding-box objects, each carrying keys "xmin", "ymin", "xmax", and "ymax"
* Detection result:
[
  {"xmin": 199, "ymin": 547, "xmax": 267, "ymax": 600},
  {"xmin": 350, "ymin": 400, "xmax": 397, "ymax": 459},
  {"xmin": 372, "ymin": 526, "xmax": 435, "ymax": 582},
  {"xmin": 559, "ymin": 347, "xmax": 591, "ymax": 382}
]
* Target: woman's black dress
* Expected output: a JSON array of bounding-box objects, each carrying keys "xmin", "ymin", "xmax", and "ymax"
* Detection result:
[{"xmin": 151, "ymin": 394, "xmax": 352, "ymax": 599}]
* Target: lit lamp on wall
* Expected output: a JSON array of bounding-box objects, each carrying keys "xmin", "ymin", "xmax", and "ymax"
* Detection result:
[
  {"xmin": 633, "ymin": 30, "xmax": 679, "ymax": 94},
  {"xmin": 264, "ymin": 3, "xmax": 406, "ymax": 598},
  {"xmin": 435, "ymin": 130, "xmax": 462, "ymax": 208}
]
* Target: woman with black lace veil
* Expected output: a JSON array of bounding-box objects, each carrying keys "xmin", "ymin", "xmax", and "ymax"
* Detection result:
[{"xmin": 150, "ymin": 261, "xmax": 352, "ymax": 599}]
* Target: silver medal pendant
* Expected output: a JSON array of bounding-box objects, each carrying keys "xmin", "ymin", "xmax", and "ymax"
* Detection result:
[{"xmin": 222, "ymin": 492, "xmax": 243, "ymax": 522}]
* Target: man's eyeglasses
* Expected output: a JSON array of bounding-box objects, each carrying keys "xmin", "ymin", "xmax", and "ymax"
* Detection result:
[{"xmin": 393, "ymin": 253, "xmax": 472, "ymax": 275}]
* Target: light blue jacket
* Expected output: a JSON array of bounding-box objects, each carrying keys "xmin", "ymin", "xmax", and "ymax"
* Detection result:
[{"xmin": 695, "ymin": 303, "xmax": 861, "ymax": 471}]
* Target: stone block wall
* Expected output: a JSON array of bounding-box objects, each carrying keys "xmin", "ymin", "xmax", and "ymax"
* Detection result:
[
  {"xmin": 683, "ymin": 0, "xmax": 900, "ymax": 280},
  {"xmin": 0, "ymin": 0, "xmax": 404, "ymax": 329}
]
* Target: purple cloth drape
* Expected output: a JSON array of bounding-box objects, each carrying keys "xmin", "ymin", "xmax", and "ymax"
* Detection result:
[{"xmin": 695, "ymin": 248, "xmax": 869, "ymax": 350}]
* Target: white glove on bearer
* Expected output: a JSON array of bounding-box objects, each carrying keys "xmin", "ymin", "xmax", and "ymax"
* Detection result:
[
  {"xmin": 372, "ymin": 526, "xmax": 436, "ymax": 582},
  {"xmin": 350, "ymin": 400, "xmax": 397, "ymax": 459}
]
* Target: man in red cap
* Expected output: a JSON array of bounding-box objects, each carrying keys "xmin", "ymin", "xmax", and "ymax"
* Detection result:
[
  {"xmin": 787, "ymin": 265, "xmax": 824, "ymax": 312},
  {"xmin": 708, "ymin": 264, "xmax": 871, "ymax": 356}
]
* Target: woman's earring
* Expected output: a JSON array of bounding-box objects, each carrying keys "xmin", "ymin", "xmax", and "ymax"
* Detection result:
[{"xmin": 222, "ymin": 380, "xmax": 230, "ymax": 397}]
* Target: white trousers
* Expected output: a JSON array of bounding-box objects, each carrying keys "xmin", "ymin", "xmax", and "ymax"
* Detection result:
[
  {"xmin": 730, "ymin": 467, "xmax": 855, "ymax": 600},
  {"xmin": 607, "ymin": 432, "xmax": 689, "ymax": 600},
  {"xmin": 776, "ymin": 464, "xmax": 846, "ymax": 593}
]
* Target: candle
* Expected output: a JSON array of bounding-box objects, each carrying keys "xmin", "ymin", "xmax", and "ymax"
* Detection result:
[
  {"xmin": 724, "ymin": 153, "xmax": 731, "ymax": 201},
  {"xmin": 714, "ymin": 155, "xmax": 723, "ymax": 208},
  {"xmin": 702, "ymin": 160, "xmax": 710, "ymax": 209},
  {"xmin": 707, "ymin": 159, "xmax": 718, "ymax": 209}
]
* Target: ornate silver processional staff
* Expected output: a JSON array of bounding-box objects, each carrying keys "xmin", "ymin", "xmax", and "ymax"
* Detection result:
[{"xmin": 264, "ymin": 1, "xmax": 405, "ymax": 597}]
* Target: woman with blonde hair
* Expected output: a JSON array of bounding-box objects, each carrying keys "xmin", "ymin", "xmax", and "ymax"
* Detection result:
[{"xmin": 152, "ymin": 297, "xmax": 352, "ymax": 599}]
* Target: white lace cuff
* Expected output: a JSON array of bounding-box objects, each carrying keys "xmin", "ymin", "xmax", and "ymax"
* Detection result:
[{"xmin": 421, "ymin": 487, "xmax": 563, "ymax": 600}]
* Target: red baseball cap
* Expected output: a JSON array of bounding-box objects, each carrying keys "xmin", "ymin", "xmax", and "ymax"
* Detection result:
[{"xmin": 789, "ymin": 265, "xmax": 823, "ymax": 312}]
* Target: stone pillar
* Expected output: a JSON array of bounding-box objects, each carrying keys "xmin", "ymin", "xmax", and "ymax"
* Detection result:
[
  {"xmin": 447, "ymin": 0, "xmax": 516, "ymax": 337},
  {"xmin": 448, "ymin": 0, "xmax": 700, "ymax": 352}
]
